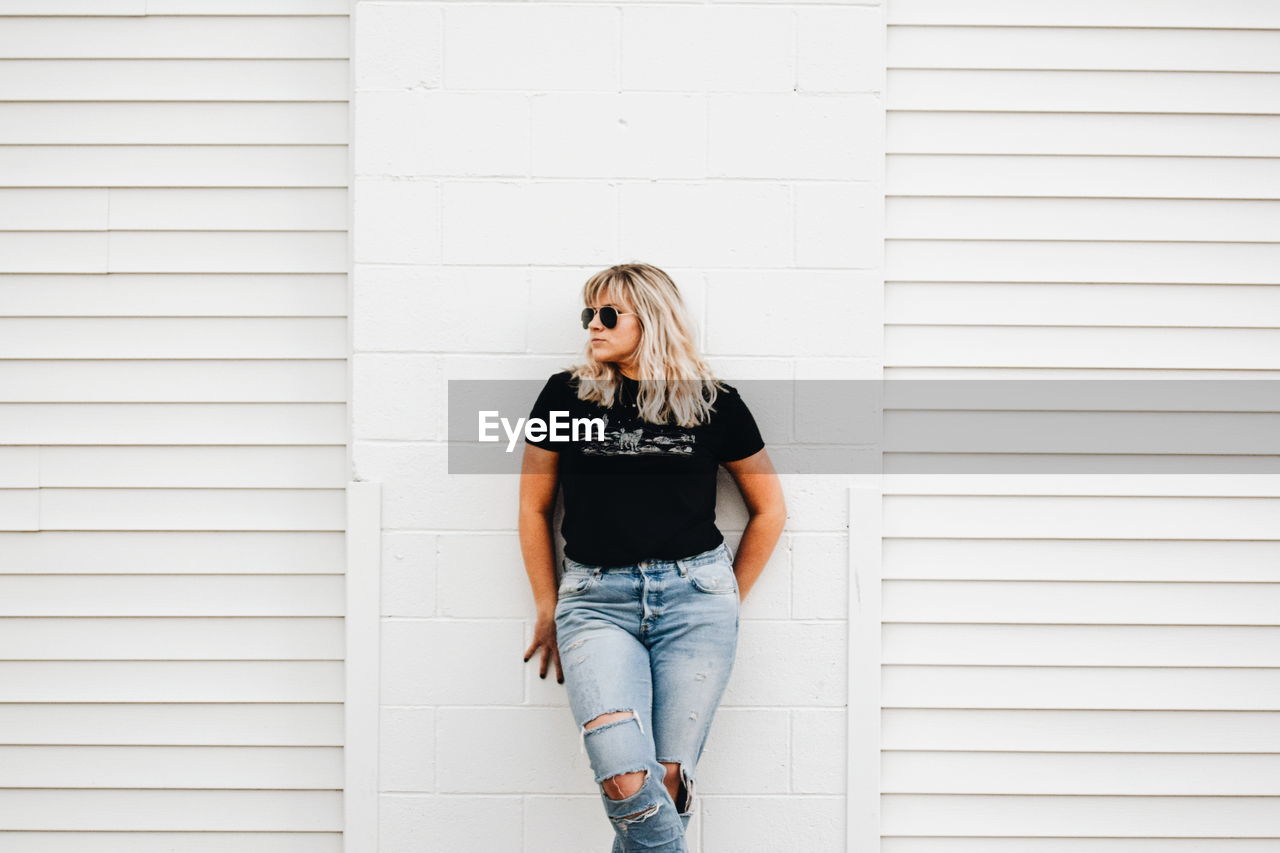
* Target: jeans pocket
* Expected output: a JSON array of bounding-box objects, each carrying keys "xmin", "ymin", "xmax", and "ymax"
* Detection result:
[
  {"xmin": 689, "ymin": 559, "xmax": 738, "ymax": 595},
  {"xmin": 558, "ymin": 570, "xmax": 597, "ymax": 598}
]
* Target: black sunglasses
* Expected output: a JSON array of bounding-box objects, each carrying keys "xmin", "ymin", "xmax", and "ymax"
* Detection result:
[{"xmin": 581, "ymin": 306, "xmax": 638, "ymax": 329}]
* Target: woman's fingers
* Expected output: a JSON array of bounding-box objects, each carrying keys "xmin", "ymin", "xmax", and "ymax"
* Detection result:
[{"xmin": 522, "ymin": 629, "xmax": 563, "ymax": 683}]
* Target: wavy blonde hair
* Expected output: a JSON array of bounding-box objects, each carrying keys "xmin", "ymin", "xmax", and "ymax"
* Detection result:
[{"xmin": 568, "ymin": 263, "xmax": 727, "ymax": 427}]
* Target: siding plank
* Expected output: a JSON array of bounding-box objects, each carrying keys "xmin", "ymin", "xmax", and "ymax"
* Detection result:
[
  {"xmin": 0, "ymin": 532, "xmax": 345, "ymax": 573},
  {"xmin": 0, "ymin": 16, "xmax": 347, "ymax": 57},
  {"xmin": 0, "ymin": 103, "xmax": 347, "ymax": 144},
  {"xmin": 149, "ymin": 0, "xmax": 349, "ymax": 12},
  {"xmin": 887, "ymin": 283, "xmax": 1280, "ymax": 328},
  {"xmin": 884, "ymin": 496, "xmax": 1280, "ymax": 539},
  {"xmin": 0, "ymin": 321, "xmax": 346, "ymax": 357},
  {"xmin": 883, "ymin": 793, "xmax": 1280, "ymax": 837},
  {"xmin": 884, "ymin": 709, "xmax": 1280, "ymax": 751},
  {"xmin": 885, "ymin": 324, "xmax": 1280, "ymax": 367},
  {"xmin": 887, "ymin": 154, "xmax": 1280, "ymax": 199},
  {"xmin": 0, "ymin": 746, "xmax": 342, "ymax": 788},
  {"xmin": 0, "ymin": 275, "xmax": 347, "ymax": 314},
  {"xmin": 0, "ymin": 575, "xmax": 343, "ymax": 615},
  {"xmin": 0, "ymin": 833, "xmax": 340, "ymax": 853},
  {"xmin": 884, "ymin": 537, "xmax": 1280, "ymax": 581},
  {"xmin": 890, "ymin": 25, "xmax": 1280, "ymax": 71},
  {"xmin": 885, "ymin": 751, "xmax": 1280, "ymax": 795},
  {"xmin": 0, "ymin": 1, "xmax": 144, "ymax": 13},
  {"xmin": 0, "ymin": 60, "xmax": 347, "ymax": 100},
  {"xmin": 0, "ymin": 363, "xmax": 345, "ymax": 402},
  {"xmin": 38, "ymin": 447, "xmax": 348, "ymax": 487},
  {"xmin": 0, "ymin": 662, "xmax": 344, "ymax": 702},
  {"xmin": 888, "ymin": 198, "xmax": 1280, "ymax": 241},
  {"xmin": 884, "ymin": 666, "xmax": 1280, "ymax": 710},
  {"xmin": 885, "ymin": 624, "xmax": 1280, "ymax": 665},
  {"xmin": 0, "ymin": 703, "xmax": 341, "ymax": 745},
  {"xmin": 889, "ymin": 0, "xmax": 1280, "ymax": 29},
  {"xmin": 0, "ymin": 617, "xmax": 344, "ymax": 658},
  {"xmin": 884, "ymin": 579, "xmax": 1280, "ymax": 625},
  {"xmin": 888, "ymin": 69, "xmax": 1280, "ymax": 113},
  {"xmin": 889, "ymin": 112, "xmax": 1280, "ymax": 155},
  {"xmin": 109, "ymin": 189, "xmax": 349, "ymax": 229},
  {"xmin": 0, "ymin": 146, "xmax": 348, "ymax": 187},
  {"xmin": 3, "ymin": 404, "xmax": 346, "ymax": 444},
  {"xmin": 0, "ymin": 790, "xmax": 343, "ymax": 831}
]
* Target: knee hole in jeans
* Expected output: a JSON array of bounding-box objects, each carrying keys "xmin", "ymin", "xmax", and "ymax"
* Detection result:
[
  {"xmin": 584, "ymin": 710, "xmax": 650, "ymax": 807},
  {"xmin": 601, "ymin": 768, "xmax": 647, "ymax": 803},
  {"xmin": 661, "ymin": 761, "xmax": 691, "ymax": 813}
]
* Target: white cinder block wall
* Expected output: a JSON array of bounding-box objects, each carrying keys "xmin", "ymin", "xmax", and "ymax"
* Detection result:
[{"xmin": 352, "ymin": 2, "xmax": 884, "ymax": 850}]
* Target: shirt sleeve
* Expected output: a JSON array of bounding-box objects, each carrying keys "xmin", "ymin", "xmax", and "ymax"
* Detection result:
[
  {"xmin": 524, "ymin": 371, "xmax": 571, "ymax": 452},
  {"xmin": 714, "ymin": 385, "xmax": 766, "ymax": 463}
]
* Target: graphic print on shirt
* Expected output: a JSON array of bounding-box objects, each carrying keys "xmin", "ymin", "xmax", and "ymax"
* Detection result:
[{"xmin": 579, "ymin": 412, "xmax": 697, "ymax": 456}]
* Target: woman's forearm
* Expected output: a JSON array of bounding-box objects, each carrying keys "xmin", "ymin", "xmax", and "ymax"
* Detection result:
[
  {"xmin": 732, "ymin": 509, "xmax": 785, "ymax": 600},
  {"xmin": 519, "ymin": 507, "xmax": 559, "ymax": 619}
]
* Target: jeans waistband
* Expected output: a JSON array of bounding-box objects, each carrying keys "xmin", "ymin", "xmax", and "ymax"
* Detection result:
[{"xmin": 564, "ymin": 541, "xmax": 730, "ymax": 573}]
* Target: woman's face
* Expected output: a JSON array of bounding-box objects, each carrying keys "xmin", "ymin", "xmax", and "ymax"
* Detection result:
[{"xmin": 585, "ymin": 288, "xmax": 642, "ymax": 366}]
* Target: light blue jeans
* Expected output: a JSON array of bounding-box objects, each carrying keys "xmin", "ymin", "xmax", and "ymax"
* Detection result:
[{"xmin": 554, "ymin": 542, "xmax": 741, "ymax": 853}]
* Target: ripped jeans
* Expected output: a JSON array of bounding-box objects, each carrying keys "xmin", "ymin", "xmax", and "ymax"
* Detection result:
[{"xmin": 554, "ymin": 542, "xmax": 740, "ymax": 853}]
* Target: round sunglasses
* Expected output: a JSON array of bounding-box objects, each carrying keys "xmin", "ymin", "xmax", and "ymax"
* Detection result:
[{"xmin": 580, "ymin": 306, "xmax": 637, "ymax": 329}]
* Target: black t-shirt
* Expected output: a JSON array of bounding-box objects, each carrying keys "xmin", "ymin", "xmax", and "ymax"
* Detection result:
[{"xmin": 524, "ymin": 370, "xmax": 765, "ymax": 566}]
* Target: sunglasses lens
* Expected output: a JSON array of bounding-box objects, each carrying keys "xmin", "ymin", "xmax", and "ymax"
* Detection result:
[
  {"xmin": 580, "ymin": 308, "xmax": 594, "ymax": 329},
  {"xmin": 600, "ymin": 306, "xmax": 618, "ymax": 328}
]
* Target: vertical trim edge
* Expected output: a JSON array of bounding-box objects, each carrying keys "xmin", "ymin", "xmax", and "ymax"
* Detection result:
[{"xmin": 345, "ymin": 480, "xmax": 381, "ymax": 853}]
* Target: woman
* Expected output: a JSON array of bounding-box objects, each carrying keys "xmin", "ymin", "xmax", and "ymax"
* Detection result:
[{"xmin": 518, "ymin": 263, "xmax": 786, "ymax": 852}]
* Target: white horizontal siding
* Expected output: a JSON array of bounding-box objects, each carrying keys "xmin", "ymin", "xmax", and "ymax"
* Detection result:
[
  {"xmin": 0, "ymin": 1, "xmax": 348, "ymax": 14},
  {"xmin": 890, "ymin": 24, "xmax": 1280, "ymax": 71},
  {"xmin": 0, "ymin": 5, "xmax": 348, "ymax": 850},
  {"xmin": 0, "ymin": 189, "xmax": 349, "ymax": 225},
  {"xmin": 0, "ymin": 618, "xmax": 343, "ymax": 657},
  {"xmin": 0, "ymin": 531, "xmax": 345, "ymax": 572},
  {"xmin": 0, "ymin": 834, "xmax": 341, "ymax": 853},
  {"xmin": 885, "ymin": 1, "xmax": 1280, "ymax": 848},
  {"xmin": 0, "ymin": 15, "xmax": 349, "ymax": 55},
  {"xmin": 890, "ymin": 113, "xmax": 1280, "ymax": 155},
  {"xmin": 888, "ymin": 0, "xmax": 1280, "ymax": 29},
  {"xmin": 0, "ymin": 147, "xmax": 348, "ymax": 186},
  {"xmin": 0, "ymin": 106, "xmax": 347, "ymax": 143},
  {"xmin": 888, "ymin": 155, "xmax": 1280, "ymax": 199},
  {"xmin": 0, "ymin": 273, "xmax": 347, "ymax": 312},
  {"xmin": 0, "ymin": 60, "xmax": 347, "ymax": 99}
]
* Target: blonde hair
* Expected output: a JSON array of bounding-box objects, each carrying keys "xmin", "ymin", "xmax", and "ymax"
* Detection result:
[{"xmin": 568, "ymin": 263, "xmax": 727, "ymax": 428}]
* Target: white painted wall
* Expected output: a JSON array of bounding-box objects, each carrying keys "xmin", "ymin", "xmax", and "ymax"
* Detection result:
[
  {"xmin": 351, "ymin": 1, "xmax": 883, "ymax": 851},
  {"xmin": 0, "ymin": 2, "xmax": 350, "ymax": 851},
  {"xmin": 8, "ymin": 1, "xmax": 1275, "ymax": 851},
  {"xmin": 883, "ymin": 1, "xmax": 1280, "ymax": 848}
]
